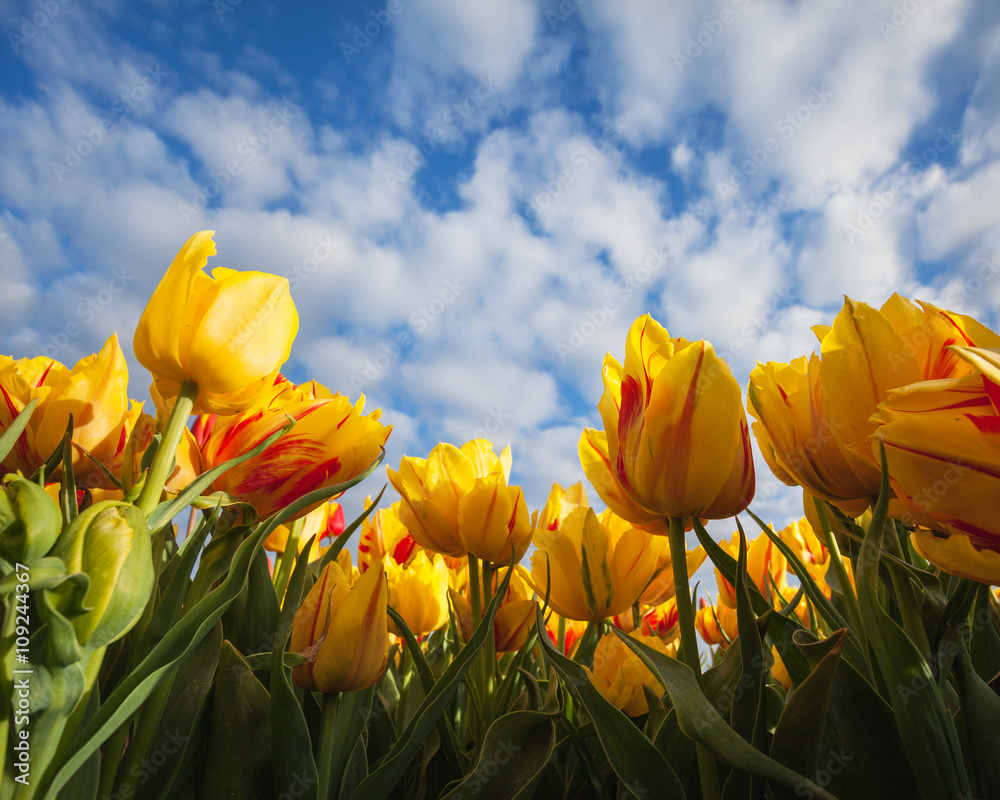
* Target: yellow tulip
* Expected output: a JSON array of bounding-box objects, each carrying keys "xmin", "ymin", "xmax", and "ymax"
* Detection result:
[
  {"xmin": 640, "ymin": 536, "xmax": 706, "ymax": 607},
  {"xmin": 121, "ymin": 408, "xmax": 203, "ymax": 495},
  {"xmin": 544, "ymin": 612, "xmax": 589, "ymax": 656},
  {"xmin": 695, "ymin": 599, "xmax": 737, "ymax": 646},
  {"xmin": 714, "ymin": 530, "xmax": 788, "ymax": 609},
  {"xmin": 778, "ymin": 518, "xmax": 829, "ymax": 586},
  {"xmin": 589, "ymin": 631, "xmax": 672, "ymax": 716},
  {"xmin": 751, "ymin": 295, "xmax": 1000, "ymax": 514},
  {"xmin": 612, "ymin": 597, "xmax": 679, "ymax": 643},
  {"xmin": 531, "ymin": 505, "xmax": 656, "ymax": 622},
  {"xmin": 386, "ymin": 551, "xmax": 450, "ymax": 636},
  {"xmin": 200, "ymin": 382, "xmax": 390, "ymax": 520},
  {"xmin": 133, "ymin": 231, "xmax": 299, "ymax": 415},
  {"xmin": 579, "ymin": 314, "xmax": 755, "ymax": 526},
  {"xmin": 0, "ymin": 334, "xmax": 141, "ymax": 489},
  {"xmin": 388, "ymin": 439, "xmax": 535, "ymax": 562},
  {"xmin": 872, "ymin": 345, "xmax": 1000, "ymax": 584},
  {"xmin": 290, "ymin": 557, "xmax": 388, "ymax": 693}
]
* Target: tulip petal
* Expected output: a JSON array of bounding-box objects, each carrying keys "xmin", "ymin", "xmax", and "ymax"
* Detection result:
[{"xmin": 911, "ymin": 529, "xmax": 1000, "ymax": 586}]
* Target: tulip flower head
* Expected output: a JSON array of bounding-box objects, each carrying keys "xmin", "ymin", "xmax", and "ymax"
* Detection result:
[
  {"xmin": 589, "ymin": 631, "xmax": 672, "ymax": 716},
  {"xmin": 0, "ymin": 335, "xmax": 141, "ymax": 489},
  {"xmin": 133, "ymin": 231, "xmax": 299, "ymax": 415},
  {"xmin": 386, "ymin": 551, "xmax": 450, "ymax": 636},
  {"xmin": 290, "ymin": 557, "xmax": 388, "ymax": 693},
  {"xmin": 388, "ymin": 439, "xmax": 535, "ymax": 562},
  {"xmin": 580, "ymin": 314, "xmax": 755, "ymax": 528}
]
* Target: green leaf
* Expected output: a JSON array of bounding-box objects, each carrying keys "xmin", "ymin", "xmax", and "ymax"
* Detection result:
[
  {"xmin": 854, "ymin": 443, "xmax": 970, "ymax": 800},
  {"xmin": 197, "ymin": 641, "xmax": 273, "ymax": 799},
  {"xmin": 769, "ymin": 630, "xmax": 844, "ymax": 799},
  {"xmin": 536, "ymin": 606, "xmax": 686, "ymax": 800},
  {"xmin": 270, "ymin": 539, "xmax": 319, "ymax": 800},
  {"xmin": 439, "ymin": 709, "xmax": 559, "ymax": 800},
  {"xmin": 950, "ymin": 628, "xmax": 1000, "ymax": 798},
  {"xmin": 0, "ymin": 397, "xmax": 37, "ymax": 463},
  {"xmin": 149, "ymin": 621, "xmax": 223, "ymax": 800},
  {"xmin": 41, "ymin": 521, "xmax": 272, "ymax": 800},
  {"xmin": 349, "ymin": 562, "xmax": 514, "ymax": 800},
  {"xmin": 221, "ymin": 546, "xmax": 280, "ymax": 657},
  {"xmin": 612, "ymin": 628, "xmax": 840, "ymax": 800}
]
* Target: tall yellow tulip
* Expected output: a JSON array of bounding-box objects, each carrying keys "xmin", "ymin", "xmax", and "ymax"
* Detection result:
[
  {"xmin": 589, "ymin": 631, "xmax": 672, "ymax": 716},
  {"xmin": 290, "ymin": 557, "xmax": 388, "ymax": 693},
  {"xmin": 0, "ymin": 334, "xmax": 141, "ymax": 489},
  {"xmin": 386, "ymin": 551, "xmax": 450, "ymax": 636},
  {"xmin": 579, "ymin": 314, "xmax": 755, "ymax": 526},
  {"xmin": 133, "ymin": 231, "xmax": 299, "ymax": 415}
]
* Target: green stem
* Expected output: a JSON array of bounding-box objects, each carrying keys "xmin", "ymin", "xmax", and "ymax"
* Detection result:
[
  {"xmin": 669, "ymin": 515, "xmax": 721, "ymax": 800},
  {"xmin": 886, "ymin": 521, "xmax": 932, "ymax": 659},
  {"xmin": 316, "ymin": 692, "xmax": 341, "ymax": 800},
  {"xmin": 135, "ymin": 381, "xmax": 198, "ymax": 518},
  {"xmin": 113, "ymin": 673, "xmax": 176, "ymax": 798},
  {"xmin": 97, "ymin": 721, "xmax": 130, "ymax": 800},
  {"xmin": 467, "ymin": 554, "xmax": 486, "ymax": 736},
  {"xmin": 481, "ymin": 559, "xmax": 496, "ymax": 724},
  {"xmin": 273, "ymin": 517, "xmax": 306, "ymax": 604},
  {"xmin": 813, "ymin": 499, "xmax": 864, "ymax": 637},
  {"xmin": 557, "ymin": 614, "xmax": 567, "ymax": 655}
]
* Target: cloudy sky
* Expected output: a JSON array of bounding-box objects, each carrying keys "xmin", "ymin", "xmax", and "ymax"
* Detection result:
[{"xmin": 1, "ymin": 0, "xmax": 999, "ymax": 538}]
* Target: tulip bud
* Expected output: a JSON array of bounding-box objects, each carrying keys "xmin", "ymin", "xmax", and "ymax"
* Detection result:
[
  {"xmin": 0, "ymin": 476, "xmax": 62, "ymax": 562},
  {"xmin": 51, "ymin": 501, "xmax": 154, "ymax": 648}
]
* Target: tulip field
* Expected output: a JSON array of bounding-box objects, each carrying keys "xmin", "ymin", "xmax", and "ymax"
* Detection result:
[{"xmin": 3, "ymin": 230, "xmax": 1000, "ymax": 800}]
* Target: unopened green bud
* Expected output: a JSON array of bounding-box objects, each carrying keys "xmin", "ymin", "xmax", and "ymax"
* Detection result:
[
  {"xmin": 52, "ymin": 500, "xmax": 154, "ymax": 648},
  {"xmin": 0, "ymin": 476, "xmax": 62, "ymax": 562}
]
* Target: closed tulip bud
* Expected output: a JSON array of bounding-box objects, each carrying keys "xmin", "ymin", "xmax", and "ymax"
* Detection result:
[
  {"xmin": 201, "ymin": 383, "xmax": 390, "ymax": 521},
  {"xmin": 449, "ymin": 565, "xmax": 537, "ymax": 652},
  {"xmin": 133, "ymin": 231, "xmax": 299, "ymax": 415},
  {"xmin": 1, "ymin": 335, "xmax": 141, "ymax": 489},
  {"xmin": 589, "ymin": 631, "xmax": 672, "ymax": 716},
  {"xmin": 51, "ymin": 501, "xmax": 154, "ymax": 648},
  {"xmin": 389, "ymin": 439, "xmax": 533, "ymax": 561},
  {"xmin": 580, "ymin": 314, "xmax": 754, "ymax": 527},
  {"xmin": 290, "ymin": 558, "xmax": 388, "ymax": 693},
  {"xmin": 0, "ymin": 476, "xmax": 62, "ymax": 562},
  {"xmin": 386, "ymin": 551, "xmax": 450, "ymax": 636},
  {"xmin": 531, "ymin": 505, "xmax": 656, "ymax": 623},
  {"xmin": 872, "ymin": 345, "xmax": 1000, "ymax": 584}
]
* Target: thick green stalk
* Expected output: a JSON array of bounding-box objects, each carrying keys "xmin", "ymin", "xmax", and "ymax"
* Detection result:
[
  {"xmin": 481, "ymin": 559, "xmax": 496, "ymax": 723},
  {"xmin": 886, "ymin": 521, "xmax": 932, "ymax": 659},
  {"xmin": 135, "ymin": 381, "xmax": 198, "ymax": 518},
  {"xmin": 316, "ymin": 692, "xmax": 341, "ymax": 800},
  {"xmin": 669, "ymin": 515, "xmax": 721, "ymax": 800}
]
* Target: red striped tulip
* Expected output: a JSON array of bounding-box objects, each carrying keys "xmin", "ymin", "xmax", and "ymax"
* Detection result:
[
  {"xmin": 580, "ymin": 314, "xmax": 754, "ymax": 527},
  {"xmin": 200, "ymin": 382, "xmax": 390, "ymax": 520},
  {"xmin": 290, "ymin": 558, "xmax": 388, "ymax": 693}
]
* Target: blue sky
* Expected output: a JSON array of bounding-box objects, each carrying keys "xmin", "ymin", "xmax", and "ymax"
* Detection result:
[{"xmin": 1, "ymin": 0, "xmax": 999, "ymax": 535}]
